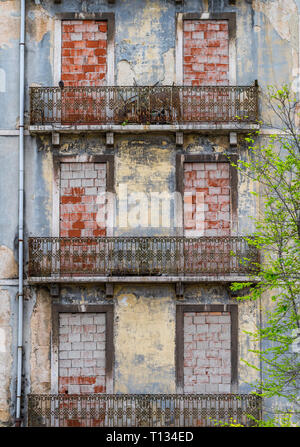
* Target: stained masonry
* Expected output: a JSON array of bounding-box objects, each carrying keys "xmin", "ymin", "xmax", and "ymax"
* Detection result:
[{"xmin": 0, "ymin": 0, "xmax": 299, "ymax": 427}]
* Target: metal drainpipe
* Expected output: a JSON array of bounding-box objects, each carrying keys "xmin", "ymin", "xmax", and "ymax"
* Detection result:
[{"xmin": 16, "ymin": 0, "xmax": 25, "ymax": 426}]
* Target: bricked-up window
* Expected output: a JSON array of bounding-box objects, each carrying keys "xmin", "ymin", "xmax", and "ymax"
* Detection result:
[
  {"xmin": 183, "ymin": 20, "xmax": 229, "ymax": 86},
  {"xmin": 60, "ymin": 162, "xmax": 107, "ymax": 237},
  {"xmin": 183, "ymin": 311, "xmax": 231, "ymax": 393},
  {"xmin": 61, "ymin": 20, "xmax": 107, "ymax": 86},
  {"xmin": 183, "ymin": 162, "xmax": 231, "ymax": 237},
  {"xmin": 176, "ymin": 305, "xmax": 238, "ymax": 393},
  {"xmin": 58, "ymin": 313, "xmax": 106, "ymax": 394}
]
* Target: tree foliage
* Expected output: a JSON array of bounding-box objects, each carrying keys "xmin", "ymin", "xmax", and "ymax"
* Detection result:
[{"xmin": 231, "ymin": 85, "xmax": 300, "ymax": 420}]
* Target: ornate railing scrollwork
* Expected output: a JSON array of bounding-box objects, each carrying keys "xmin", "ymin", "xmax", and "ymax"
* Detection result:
[
  {"xmin": 30, "ymin": 85, "xmax": 259, "ymax": 126},
  {"xmin": 28, "ymin": 236, "xmax": 260, "ymax": 278},
  {"xmin": 28, "ymin": 393, "xmax": 262, "ymax": 427}
]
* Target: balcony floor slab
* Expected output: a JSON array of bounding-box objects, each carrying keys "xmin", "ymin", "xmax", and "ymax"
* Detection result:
[
  {"xmin": 27, "ymin": 275, "xmax": 259, "ymax": 284},
  {"xmin": 29, "ymin": 123, "xmax": 260, "ymax": 135}
]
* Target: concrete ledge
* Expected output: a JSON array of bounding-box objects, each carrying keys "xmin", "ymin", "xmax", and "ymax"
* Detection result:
[
  {"xmin": 27, "ymin": 275, "xmax": 259, "ymax": 284},
  {"xmin": 29, "ymin": 123, "xmax": 260, "ymax": 134},
  {"xmin": 0, "ymin": 279, "xmax": 19, "ymax": 286}
]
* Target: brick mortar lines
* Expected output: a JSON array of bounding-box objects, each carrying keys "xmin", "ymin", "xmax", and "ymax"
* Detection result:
[
  {"xmin": 183, "ymin": 312, "xmax": 231, "ymax": 394},
  {"xmin": 61, "ymin": 20, "xmax": 107, "ymax": 86},
  {"xmin": 60, "ymin": 162, "xmax": 106, "ymax": 238},
  {"xmin": 58, "ymin": 313, "xmax": 106, "ymax": 394},
  {"xmin": 184, "ymin": 162, "xmax": 231, "ymax": 237},
  {"xmin": 183, "ymin": 20, "xmax": 229, "ymax": 86}
]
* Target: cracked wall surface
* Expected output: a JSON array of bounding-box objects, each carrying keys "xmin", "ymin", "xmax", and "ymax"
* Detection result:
[{"xmin": 0, "ymin": 0, "xmax": 299, "ymax": 425}]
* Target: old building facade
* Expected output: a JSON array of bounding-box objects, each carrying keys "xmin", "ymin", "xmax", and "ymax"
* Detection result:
[{"xmin": 0, "ymin": 0, "xmax": 299, "ymax": 427}]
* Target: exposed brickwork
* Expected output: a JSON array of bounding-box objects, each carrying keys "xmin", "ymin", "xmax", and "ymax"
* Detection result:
[
  {"xmin": 183, "ymin": 20, "xmax": 229, "ymax": 86},
  {"xmin": 58, "ymin": 313, "xmax": 106, "ymax": 394},
  {"xmin": 61, "ymin": 20, "xmax": 107, "ymax": 86},
  {"xmin": 184, "ymin": 162, "xmax": 231, "ymax": 237},
  {"xmin": 60, "ymin": 162, "xmax": 106, "ymax": 238},
  {"xmin": 183, "ymin": 312, "xmax": 231, "ymax": 393}
]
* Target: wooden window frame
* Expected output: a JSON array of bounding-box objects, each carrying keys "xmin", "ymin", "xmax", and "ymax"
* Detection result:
[
  {"xmin": 51, "ymin": 304, "xmax": 114, "ymax": 393},
  {"xmin": 175, "ymin": 152, "xmax": 238, "ymax": 234},
  {"xmin": 176, "ymin": 304, "xmax": 238, "ymax": 392}
]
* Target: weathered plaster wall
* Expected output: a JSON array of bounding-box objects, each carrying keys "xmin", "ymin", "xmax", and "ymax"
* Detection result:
[
  {"xmin": 24, "ymin": 137, "xmax": 53, "ymax": 240},
  {"xmin": 31, "ymin": 133, "xmax": 257, "ymax": 237},
  {"xmin": 0, "ymin": 288, "xmax": 13, "ymax": 425},
  {"xmin": 115, "ymin": 0, "xmax": 176, "ymax": 86},
  {"xmin": 114, "ymin": 285, "xmax": 176, "ymax": 394},
  {"xmin": 29, "ymin": 288, "xmax": 52, "ymax": 394},
  {"xmin": 21, "ymin": 133, "xmax": 259, "ymax": 406},
  {"xmin": 1, "ymin": 0, "xmax": 299, "ymax": 129},
  {"xmin": 26, "ymin": 283, "xmax": 260, "ymax": 397},
  {"xmin": 115, "ymin": 134, "xmax": 176, "ymax": 235},
  {"xmin": 0, "ymin": 1, "xmax": 20, "ymax": 129},
  {"xmin": 236, "ymin": 0, "xmax": 299, "ymax": 85},
  {"xmin": 0, "ymin": 247, "xmax": 17, "ymax": 280},
  {"xmin": 0, "ymin": 0, "xmax": 299, "ymax": 425},
  {"xmin": 0, "ymin": 136, "xmax": 18, "ymax": 260}
]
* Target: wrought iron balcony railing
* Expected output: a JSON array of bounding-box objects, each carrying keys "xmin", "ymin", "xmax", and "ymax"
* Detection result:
[
  {"xmin": 27, "ymin": 393, "xmax": 262, "ymax": 427},
  {"xmin": 29, "ymin": 85, "xmax": 259, "ymax": 126},
  {"xmin": 28, "ymin": 236, "xmax": 259, "ymax": 279}
]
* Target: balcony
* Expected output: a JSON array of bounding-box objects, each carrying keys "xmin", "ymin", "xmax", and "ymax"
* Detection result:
[
  {"xmin": 29, "ymin": 84, "xmax": 259, "ymax": 134},
  {"xmin": 27, "ymin": 236, "xmax": 260, "ymax": 283},
  {"xmin": 27, "ymin": 393, "xmax": 262, "ymax": 427}
]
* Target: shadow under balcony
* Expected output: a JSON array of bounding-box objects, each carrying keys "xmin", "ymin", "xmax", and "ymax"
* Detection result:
[
  {"xmin": 27, "ymin": 236, "xmax": 260, "ymax": 284},
  {"xmin": 29, "ymin": 84, "xmax": 259, "ymax": 134},
  {"xmin": 27, "ymin": 393, "xmax": 262, "ymax": 427}
]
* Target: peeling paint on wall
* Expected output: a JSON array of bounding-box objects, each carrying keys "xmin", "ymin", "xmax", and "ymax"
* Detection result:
[
  {"xmin": 184, "ymin": 135, "xmax": 228, "ymax": 153},
  {"xmin": 117, "ymin": 60, "xmax": 135, "ymax": 85},
  {"xmin": 114, "ymin": 286, "xmax": 176, "ymax": 394},
  {"xmin": 116, "ymin": 0, "xmax": 173, "ymax": 85},
  {"xmin": 30, "ymin": 288, "xmax": 52, "ymax": 393},
  {"xmin": 252, "ymin": 0, "xmax": 297, "ymax": 42},
  {"xmin": 41, "ymin": 151, "xmax": 53, "ymax": 229},
  {"xmin": 27, "ymin": 6, "xmax": 55, "ymax": 44},
  {"xmin": 0, "ymin": 1, "xmax": 19, "ymax": 49},
  {"xmin": 0, "ymin": 288, "xmax": 12, "ymax": 425},
  {"xmin": 1, "ymin": 0, "xmax": 299, "ymax": 426},
  {"xmin": 115, "ymin": 137, "xmax": 175, "ymax": 234},
  {"xmin": 162, "ymin": 48, "xmax": 175, "ymax": 85},
  {"xmin": 0, "ymin": 246, "xmax": 17, "ymax": 279}
]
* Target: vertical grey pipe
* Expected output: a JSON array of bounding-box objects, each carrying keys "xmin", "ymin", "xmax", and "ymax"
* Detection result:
[{"xmin": 16, "ymin": 0, "xmax": 25, "ymax": 425}]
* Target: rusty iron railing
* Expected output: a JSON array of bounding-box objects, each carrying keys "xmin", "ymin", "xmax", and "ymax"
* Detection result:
[
  {"xmin": 28, "ymin": 236, "xmax": 259, "ymax": 278},
  {"xmin": 27, "ymin": 393, "xmax": 262, "ymax": 427},
  {"xmin": 29, "ymin": 85, "xmax": 259, "ymax": 125}
]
